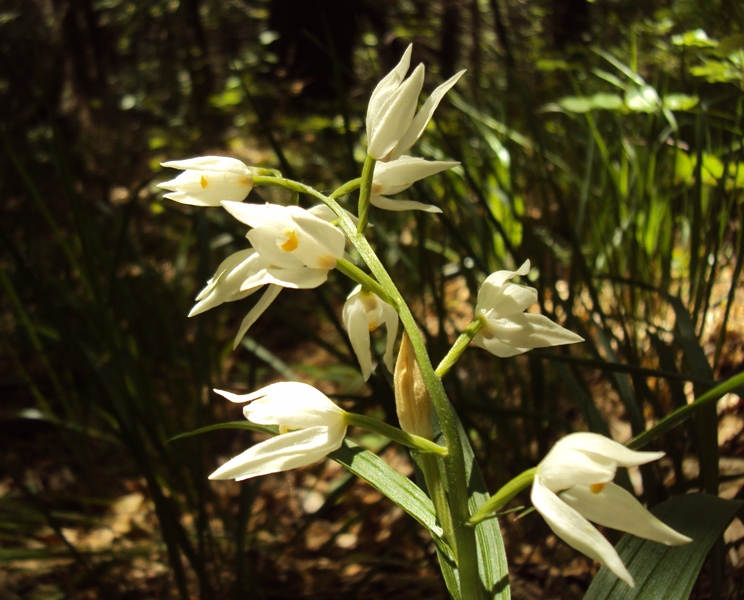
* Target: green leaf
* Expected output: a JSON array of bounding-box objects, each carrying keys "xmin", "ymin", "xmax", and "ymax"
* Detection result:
[
  {"xmin": 662, "ymin": 94, "xmax": 699, "ymax": 111},
  {"xmin": 671, "ymin": 29, "xmax": 718, "ymax": 48},
  {"xmin": 584, "ymin": 494, "xmax": 742, "ymax": 599},
  {"xmin": 172, "ymin": 423, "xmax": 456, "ymax": 561},
  {"xmin": 329, "ymin": 440, "xmax": 455, "ymax": 560},
  {"xmin": 591, "ymin": 93, "xmax": 624, "ymax": 111},
  {"xmin": 457, "ymin": 418, "xmax": 511, "ymax": 599},
  {"xmin": 559, "ymin": 96, "xmax": 594, "ymax": 113},
  {"xmin": 169, "ymin": 421, "xmax": 276, "ymax": 442},
  {"xmin": 624, "ymin": 85, "xmax": 660, "ymax": 113}
]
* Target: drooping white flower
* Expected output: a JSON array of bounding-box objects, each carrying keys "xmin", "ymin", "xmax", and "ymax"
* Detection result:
[
  {"xmin": 342, "ymin": 285, "xmax": 399, "ymax": 380},
  {"xmin": 473, "ymin": 260, "xmax": 583, "ymax": 357},
  {"xmin": 370, "ymin": 155, "xmax": 458, "ymax": 213},
  {"xmin": 158, "ymin": 156, "xmax": 255, "ymax": 206},
  {"xmin": 366, "ymin": 44, "xmax": 465, "ymax": 161},
  {"xmin": 531, "ymin": 432, "xmax": 692, "ymax": 587},
  {"xmin": 209, "ymin": 382, "xmax": 347, "ymax": 481},
  {"xmin": 189, "ymin": 203, "xmax": 346, "ymax": 348}
]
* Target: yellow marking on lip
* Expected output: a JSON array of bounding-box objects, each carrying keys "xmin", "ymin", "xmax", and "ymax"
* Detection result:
[
  {"xmin": 281, "ymin": 230, "xmax": 299, "ymax": 252},
  {"xmin": 590, "ymin": 482, "xmax": 607, "ymax": 494},
  {"xmin": 200, "ymin": 175, "xmax": 208, "ymax": 188}
]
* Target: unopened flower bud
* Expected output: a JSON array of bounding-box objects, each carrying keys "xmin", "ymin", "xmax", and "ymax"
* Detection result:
[{"xmin": 394, "ymin": 332, "xmax": 433, "ymax": 440}]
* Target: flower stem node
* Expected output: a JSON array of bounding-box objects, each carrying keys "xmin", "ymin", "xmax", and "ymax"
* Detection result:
[
  {"xmin": 209, "ymin": 382, "xmax": 348, "ymax": 481},
  {"xmin": 366, "ymin": 44, "xmax": 465, "ymax": 161},
  {"xmin": 342, "ymin": 285, "xmax": 398, "ymax": 381},
  {"xmin": 158, "ymin": 156, "xmax": 255, "ymax": 206},
  {"xmin": 473, "ymin": 260, "xmax": 584, "ymax": 357},
  {"xmin": 531, "ymin": 432, "xmax": 692, "ymax": 587}
]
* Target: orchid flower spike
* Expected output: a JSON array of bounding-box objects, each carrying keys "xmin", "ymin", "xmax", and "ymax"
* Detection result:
[
  {"xmin": 190, "ymin": 203, "xmax": 346, "ymax": 348},
  {"xmin": 473, "ymin": 260, "xmax": 583, "ymax": 357},
  {"xmin": 531, "ymin": 432, "xmax": 692, "ymax": 587},
  {"xmin": 366, "ymin": 44, "xmax": 465, "ymax": 161},
  {"xmin": 209, "ymin": 382, "xmax": 348, "ymax": 481},
  {"xmin": 370, "ymin": 155, "xmax": 458, "ymax": 213},
  {"xmin": 342, "ymin": 285, "xmax": 399, "ymax": 381},
  {"xmin": 158, "ymin": 156, "xmax": 255, "ymax": 206}
]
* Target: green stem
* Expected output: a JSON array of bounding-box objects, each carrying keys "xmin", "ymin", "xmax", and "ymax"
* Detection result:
[
  {"xmin": 247, "ymin": 174, "xmax": 483, "ymax": 598},
  {"xmin": 345, "ymin": 413, "xmax": 448, "ymax": 456},
  {"xmin": 418, "ymin": 452, "xmax": 456, "ymax": 554},
  {"xmin": 435, "ymin": 318, "xmax": 485, "ymax": 378},
  {"xmin": 357, "ymin": 155, "xmax": 376, "ymax": 234},
  {"xmin": 335, "ymin": 258, "xmax": 396, "ymax": 307},
  {"xmin": 468, "ymin": 467, "xmax": 537, "ymax": 526},
  {"xmin": 331, "ymin": 178, "xmax": 361, "ymax": 199}
]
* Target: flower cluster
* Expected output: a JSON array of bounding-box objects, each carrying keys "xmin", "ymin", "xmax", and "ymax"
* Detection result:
[
  {"xmin": 157, "ymin": 42, "xmax": 692, "ymax": 595},
  {"xmin": 531, "ymin": 432, "xmax": 691, "ymax": 587}
]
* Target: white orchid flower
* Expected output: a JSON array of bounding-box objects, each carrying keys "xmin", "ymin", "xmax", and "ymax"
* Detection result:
[
  {"xmin": 342, "ymin": 285, "xmax": 399, "ymax": 380},
  {"xmin": 209, "ymin": 382, "xmax": 347, "ymax": 481},
  {"xmin": 158, "ymin": 156, "xmax": 254, "ymax": 206},
  {"xmin": 370, "ymin": 155, "xmax": 458, "ymax": 213},
  {"xmin": 189, "ymin": 203, "xmax": 346, "ymax": 348},
  {"xmin": 366, "ymin": 44, "xmax": 465, "ymax": 161},
  {"xmin": 473, "ymin": 260, "xmax": 583, "ymax": 357},
  {"xmin": 531, "ymin": 432, "xmax": 692, "ymax": 587}
]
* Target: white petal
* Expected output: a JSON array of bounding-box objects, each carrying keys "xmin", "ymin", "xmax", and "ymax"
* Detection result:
[
  {"xmin": 195, "ymin": 249, "xmax": 255, "ymax": 301},
  {"xmin": 162, "ymin": 156, "xmax": 251, "ymax": 175},
  {"xmin": 161, "ymin": 191, "xmax": 227, "ymax": 208},
  {"xmin": 208, "ymin": 423, "xmax": 346, "ymax": 481},
  {"xmin": 552, "ymin": 432, "xmax": 665, "ymax": 469},
  {"xmin": 561, "ymin": 483, "xmax": 692, "ymax": 546},
  {"xmin": 343, "ymin": 295, "xmax": 373, "ymax": 380},
  {"xmin": 367, "ymin": 44, "xmax": 413, "ymax": 121},
  {"xmin": 232, "ymin": 285, "xmax": 282, "ymax": 348},
  {"xmin": 232, "ymin": 382, "xmax": 346, "ymax": 427},
  {"xmin": 370, "ymin": 195, "xmax": 442, "ymax": 213},
  {"xmin": 387, "ymin": 69, "xmax": 466, "ymax": 161},
  {"xmin": 480, "ymin": 260, "xmax": 530, "ymax": 290},
  {"xmin": 263, "ymin": 266, "xmax": 331, "ymax": 289},
  {"xmin": 471, "ymin": 333, "xmax": 528, "ymax": 357},
  {"xmin": 368, "ymin": 64, "xmax": 425, "ymax": 160},
  {"xmin": 485, "ymin": 313, "xmax": 584, "ymax": 351},
  {"xmin": 221, "ymin": 201, "xmax": 288, "ymax": 229},
  {"xmin": 189, "ymin": 251, "xmax": 263, "ymax": 316},
  {"xmin": 373, "ymin": 156, "xmax": 459, "ymax": 195},
  {"xmin": 538, "ymin": 446, "xmax": 618, "ymax": 492},
  {"xmin": 477, "ymin": 281, "xmax": 538, "ymax": 319},
  {"xmin": 289, "ymin": 209, "xmax": 346, "ymax": 268},
  {"xmin": 531, "ymin": 479, "xmax": 634, "ymax": 587}
]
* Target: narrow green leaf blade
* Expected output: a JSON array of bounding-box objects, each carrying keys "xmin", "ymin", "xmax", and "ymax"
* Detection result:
[
  {"xmin": 584, "ymin": 493, "xmax": 742, "ymax": 599},
  {"xmin": 330, "ymin": 440, "xmax": 454, "ymax": 560}
]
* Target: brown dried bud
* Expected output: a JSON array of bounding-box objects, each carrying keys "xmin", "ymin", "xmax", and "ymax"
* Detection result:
[{"xmin": 394, "ymin": 332, "xmax": 434, "ymax": 440}]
